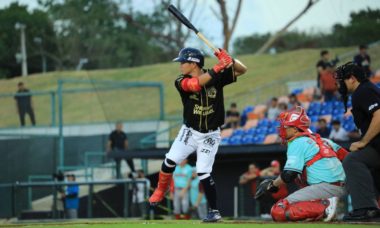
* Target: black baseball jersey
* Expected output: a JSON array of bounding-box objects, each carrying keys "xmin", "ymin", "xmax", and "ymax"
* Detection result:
[
  {"xmin": 351, "ymin": 81, "xmax": 380, "ymax": 150},
  {"xmin": 175, "ymin": 67, "xmax": 236, "ymax": 133},
  {"xmin": 109, "ymin": 130, "xmax": 128, "ymax": 150}
]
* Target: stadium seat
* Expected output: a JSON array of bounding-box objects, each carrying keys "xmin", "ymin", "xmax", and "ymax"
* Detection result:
[
  {"xmin": 252, "ymin": 104, "xmax": 267, "ymax": 119},
  {"xmin": 266, "ymin": 127, "xmax": 277, "ymax": 134},
  {"xmin": 257, "ymin": 118, "xmax": 270, "ymax": 127},
  {"xmin": 310, "ymin": 115, "xmax": 319, "ymax": 123},
  {"xmin": 263, "ymin": 134, "xmax": 279, "ymax": 144},
  {"xmin": 244, "ymin": 127, "xmax": 256, "ymax": 136},
  {"xmin": 232, "ymin": 128, "xmax": 245, "ymax": 136},
  {"xmin": 229, "ymin": 136, "xmax": 242, "ymax": 145},
  {"xmin": 291, "ymin": 88, "xmax": 303, "ymax": 95},
  {"xmin": 255, "ymin": 127, "xmax": 268, "ymax": 135},
  {"xmin": 241, "ymin": 135, "xmax": 254, "ymax": 145},
  {"xmin": 309, "ymin": 125, "xmax": 317, "ymax": 133},
  {"xmin": 254, "ymin": 134, "xmax": 266, "ymax": 144},
  {"xmin": 221, "ymin": 128, "xmax": 233, "ymax": 138},
  {"xmin": 343, "ymin": 123, "xmax": 356, "ymax": 132},
  {"xmin": 221, "ymin": 137, "xmax": 230, "ymax": 145},
  {"xmin": 243, "ymin": 119, "xmax": 259, "ymax": 130}
]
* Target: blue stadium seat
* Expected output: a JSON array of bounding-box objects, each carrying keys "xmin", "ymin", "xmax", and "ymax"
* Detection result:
[
  {"xmin": 258, "ymin": 118, "xmax": 270, "ymax": 127},
  {"xmin": 221, "ymin": 137, "xmax": 230, "ymax": 145},
  {"xmin": 291, "ymin": 88, "xmax": 303, "ymax": 95},
  {"xmin": 310, "ymin": 115, "xmax": 319, "ymax": 123},
  {"xmin": 242, "ymin": 106, "xmax": 254, "ymax": 115},
  {"xmin": 332, "ymin": 108, "xmax": 345, "ymax": 115},
  {"xmin": 309, "ymin": 125, "xmax": 317, "ymax": 133},
  {"xmin": 254, "ymin": 134, "xmax": 266, "ymax": 144},
  {"xmin": 343, "ymin": 123, "xmax": 356, "ymax": 132},
  {"xmin": 309, "ymin": 102, "xmax": 321, "ymax": 110},
  {"xmin": 320, "ymin": 107, "xmax": 333, "ymax": 115},
  {"xmin": 266, "ymin": 127, "xmax": 277, "ymax": 134},
  {"xmin": 229, "ymin": 136, "xmax": 242, "ymax": 145},
  {"xmin": 232, "ymin": 129, "xmax": 245, "ymax": 136},
  {"xmin": 271, "ymin": 120, "xmax": 280, "ymax": 128},
  {"xmin": 241, "ymin": 135, "xmax": 254, "ymax": 145},
  {"xmin": 255, "ymin": 127, "xmax": 267, "ymax": 135},
  {"xmin": 332, "ymin": 114, "xmax": 344, "ymax": 122},
  {"xmin": 244, "ymin": 127, "xmax": 256, "ymax": 136}
]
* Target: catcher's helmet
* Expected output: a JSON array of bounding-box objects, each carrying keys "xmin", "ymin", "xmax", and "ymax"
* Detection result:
[
  {"xmin": 277, "ymin": 106, "xmax": 311, "ymax": 143},
  {"xmin": 173, "ymin": 47, "xmax": 204, "ymax": 67}
]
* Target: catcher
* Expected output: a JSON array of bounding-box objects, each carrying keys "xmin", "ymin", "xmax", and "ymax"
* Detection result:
[{"xmin": 255, "ymin": 106, "xmax": 348, "ymax": 222}]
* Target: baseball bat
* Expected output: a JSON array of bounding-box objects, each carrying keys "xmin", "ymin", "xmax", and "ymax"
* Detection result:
[{"xmin": 168, "ymin": 4, "xmax": 219, "ymax": 53}]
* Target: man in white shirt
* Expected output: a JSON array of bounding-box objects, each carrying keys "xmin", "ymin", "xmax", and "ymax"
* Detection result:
[{"xmin": 329, "ymin": 120, "xmax": 349, "ymax": 142}]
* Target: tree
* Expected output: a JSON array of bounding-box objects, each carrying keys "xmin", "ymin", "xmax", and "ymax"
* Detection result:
[
  {"xmin": 329, "ymin": 8, "xmax": 380, "ymax": 47},
  {"xmin": 212, "ymin": 0, "xmax": 243, "ymax": 51},
  {"xmin": 40, "ymin": 0, "xmax": 173, "ymax": 70},
  {"xmin": 255, "ymin": 0, "xmax": 319, "ymax": 55},
  {"xmin": 0, "ymin": 3, "xmax": 55, "ymax": 78},
  {"xmin": 121, "ymin": 0, "xmax": 198, "ymax": 55}
]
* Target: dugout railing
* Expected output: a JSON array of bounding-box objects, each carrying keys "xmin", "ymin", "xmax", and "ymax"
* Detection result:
[{"xmin": 0, "ymin": 179, "xmax": 150, "ymax": 219}]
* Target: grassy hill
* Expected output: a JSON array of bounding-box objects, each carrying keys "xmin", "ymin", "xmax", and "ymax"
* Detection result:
[{"xmin": 0, "ymin": 46, "xmax": 370, "ymax": 128}]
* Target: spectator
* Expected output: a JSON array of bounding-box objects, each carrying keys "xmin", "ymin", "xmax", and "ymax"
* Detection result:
[
  {"xmin": 316, "ymin": 118, "xmax": 330, "ymax": 138},
  {"xmin": 278, "ymin": 102, "xmax": 288, "ymax": 113},
  {"xmin": 267, "ymin": 97, "xmax": 281, "ymax": 120},
  {"xmin": 329, "ymin": 120, "xmax": 349, "ymax": 142},
  {"xmin": 316, "ymin": 50, "xmax": 338, "ymax": 88},
  {"xmin": 106, "ymin": 122, "xmax": 135, "ymax": 179},
  {"xmin": 316, "ymin": 50, "xmax": 339, "ymax": 101},
  {"xmin": 260, "ymin": 160, "xmax": 281, "ymax": 177},
  {"xmin": 239, "ymin": 163, "xmax": 261, "ymax": 216},
  {"xmin": 353, "ymin": 44, "xmax": 372, "ymax": 78},
  {"xmin": 287, "ymin": 94, "xmax": 300, "ymax": 111},
  {"xmin": 14, "ymin": 82, "xmax": 36, "ymax": 126},
  {"xmin": 62, "ymin": 174, "xmax": 79, "ymax": 219},
  {"xmin": 172, "ymin": 159, "xmax": 193, "ymax": 220},
  {"xmin": 131, "ymin": 170, "xmax": 150, "ymax": 218},
  {"xmin": 223, "ymin": 102, "xmax": 240, "ymax": 129},
  {"xmin": 189, "ymin": 169, "xmax": 207, "ymax": 219}
]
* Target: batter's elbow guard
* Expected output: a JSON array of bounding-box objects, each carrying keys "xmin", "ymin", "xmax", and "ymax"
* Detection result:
[
  {"xmin": 280, "ymin": 170, "xmax": 299, "ymax": 183},
  {"xmin": 181, "ymin": 77, "xmax": 201, "ymax": 92}
]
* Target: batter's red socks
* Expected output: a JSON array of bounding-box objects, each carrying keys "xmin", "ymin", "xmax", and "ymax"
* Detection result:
[{"xmin": 149, "ymin": 171, "xmax": 172, "ymax": 204}]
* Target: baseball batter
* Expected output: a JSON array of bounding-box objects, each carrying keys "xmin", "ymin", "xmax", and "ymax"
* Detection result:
[
  {"xmin": 255, "ymin": 106, "xmax": 348, "ymax": 222},
  {"xmin": 149, "ymin": 47, "xmax": 247, "ymax": 222}
]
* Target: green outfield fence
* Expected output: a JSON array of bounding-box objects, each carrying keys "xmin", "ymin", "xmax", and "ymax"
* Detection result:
[{"xmin": 0, "ymin": 79, "xmax": 165, "ymax": 128}]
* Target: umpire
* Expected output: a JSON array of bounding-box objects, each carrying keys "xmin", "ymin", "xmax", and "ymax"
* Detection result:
[{"xmin": 335, "ymin": 62, "xmax": 380, "ymax": 221}]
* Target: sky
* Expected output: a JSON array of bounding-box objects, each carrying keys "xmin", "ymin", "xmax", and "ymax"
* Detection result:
[{"xmin": 1, "ymin": 0, "xmax": 380, "ymax": 52}]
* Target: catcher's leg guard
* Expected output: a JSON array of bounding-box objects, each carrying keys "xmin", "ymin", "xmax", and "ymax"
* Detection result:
[
  {"xmin": 271, "ymin": 199, "xmax": 329, "ymax": 221},
  {"xmin": 149, "ymin": 171, "xmax": 172, "ymax": 204}
]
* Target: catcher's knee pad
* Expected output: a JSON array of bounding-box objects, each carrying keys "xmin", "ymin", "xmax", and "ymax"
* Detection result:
[
  {"xmin": 271, "ymin": 199, "xmax": 328, "ymax": 221},
  {"xmin": 271, "ymin": 199, "xmax": 289, "ymax": 221}
]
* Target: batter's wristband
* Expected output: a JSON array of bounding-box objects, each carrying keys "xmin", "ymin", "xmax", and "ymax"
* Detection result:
[{"xmin": 208, "ymin": 69, "xmax": 217, "ymax": 79}]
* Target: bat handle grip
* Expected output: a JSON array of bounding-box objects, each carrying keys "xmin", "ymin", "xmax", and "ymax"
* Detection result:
[{"xmin": 196, "ymin": 32, "xmax": 219, "ymax": 53}]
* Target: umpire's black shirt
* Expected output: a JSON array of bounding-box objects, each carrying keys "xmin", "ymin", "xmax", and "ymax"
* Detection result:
[
  {"xmin": 175, "ymin": 67, "xmax": 236, "ymax": 133},
  {"xmin": 109, "ymin": 130, "xmax": 127, "ymax": 150},
  {"xmin": 351, "ymin": 81, "xmax": 380, "ymax": 150}
]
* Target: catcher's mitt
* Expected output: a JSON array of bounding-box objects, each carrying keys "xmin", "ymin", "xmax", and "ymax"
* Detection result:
[{"xmin": 254, "ymin": 179, "xmax": 279, "ymax": 200}]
